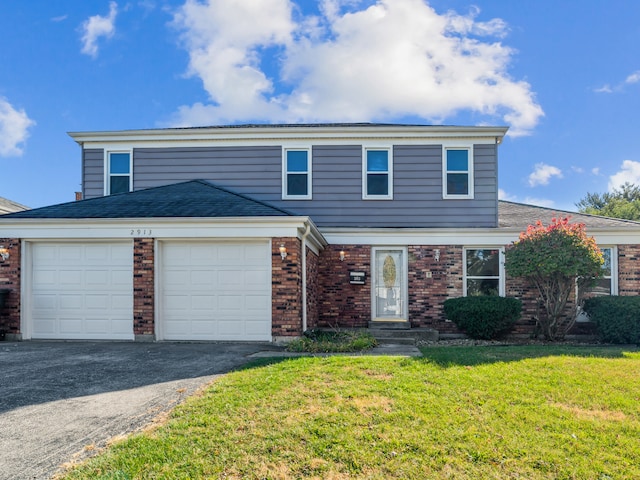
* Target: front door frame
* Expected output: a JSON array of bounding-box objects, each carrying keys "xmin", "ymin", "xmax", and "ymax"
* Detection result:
[{"xmin": 371, "ymin": 246, "xmax": 408, "ymax": 323}]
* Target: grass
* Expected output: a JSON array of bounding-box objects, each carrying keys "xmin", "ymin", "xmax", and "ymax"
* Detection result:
[
  {"xmin": 61, "ymin": 345, "xmax": 640, "ymax": 479},
  {"xmin": 285, "ymin": 328, "xmax": 378, "ymax": 353}
]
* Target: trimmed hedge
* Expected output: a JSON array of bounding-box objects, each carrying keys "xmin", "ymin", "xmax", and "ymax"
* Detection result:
[
  {"xmin": 582, "ymin": 296, "xmax": 640, "ymax": 344},
  {"xmin": 443, "ymin": 296, "xmax": 522, "ymax": 340}
]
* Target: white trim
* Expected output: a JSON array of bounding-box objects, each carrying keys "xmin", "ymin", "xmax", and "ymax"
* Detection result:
[
  {"xmin": 463, "ymin": 247, "xmax": 505, "ymax": 296},
  {"xmin": 282, "ymin": 146, "xmax": 312, "ymax": 200},
  {"xmin": 104, "ymin": 149, "xmax": 133, "ymax": 195},
  {"xmin": 70, "ymin": 125, "xmax": 509, "ymax": 147},
  {"xmin": 320, "ymin": 227, "xmax": 640, "ymax": 247},
  {"xmin": 442, "ymin": 146, "xmax": 474, "ymax": 199},
  {"xmin": 362, "ymin": 146, "xmax": 393, "ymax": 200}
]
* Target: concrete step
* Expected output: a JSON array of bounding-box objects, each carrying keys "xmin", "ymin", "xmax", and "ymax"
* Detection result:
[
  {"xmin": 375, "ymin": 337, "xmax": 417, "ymax": 345},
  {"xmin": 368, "ymin": 327, "xmax": 439, "ymax": 345}
]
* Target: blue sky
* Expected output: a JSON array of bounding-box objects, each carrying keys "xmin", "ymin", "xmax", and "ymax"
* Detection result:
[{"xmin": 1, "ymin": 0, "xmax": 639, "ymax": 211}]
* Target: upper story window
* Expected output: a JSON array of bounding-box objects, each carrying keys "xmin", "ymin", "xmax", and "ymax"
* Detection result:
[
  {"xmin": 443, "ymin": 147, "xmax": 473, "ymax": 199},
  {"xmin": 464, "ymin": 247, "xmax": 504, "ymax": 296},
  {"xmin": 106, "ymin": 151, "xmax": 132, "ymax": 195},
  {"xmin": 363, "ymin": 147, "xmax": 393, "ymax": 199},
  {"xmin": 283, "ymin": 148, "xmax": 311, "ymax": 199}
]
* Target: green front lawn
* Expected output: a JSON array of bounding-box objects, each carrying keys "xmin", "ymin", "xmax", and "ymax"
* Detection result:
[{"xmin": 62, "ymin": 346, "xmax": 640, "ymax": 479}]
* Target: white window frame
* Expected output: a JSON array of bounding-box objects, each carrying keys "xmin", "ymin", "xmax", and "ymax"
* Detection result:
[
  {"xmin": 576, "ymin": 246, "xmax": 618, "ymax": 322},
  {"xmin": 443, "ymin": 146, "xmax": 474, "ymax": 199},
  {"xmin": 282, "ymin": 147, "xmax": 312, "ymax": 200},
  {"xmin": 362, "ymin": 146, "xmax": 393, "ymax": 200},
  {"xmin": 104, "ymin": 149, "xmax": 133, "ymax": 195},
  {"xmin": 463, "ymin": 247, "xmax": 505, "ymax": 296}
]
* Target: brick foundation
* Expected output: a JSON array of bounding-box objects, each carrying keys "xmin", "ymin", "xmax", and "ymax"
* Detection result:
[
  {"xmin": 133, "ymin": 238, "xmax": 155, "ymax": 337},
  {"xmin": 0, "ymin": 239, "xmax": 20, "ymax": 337}
]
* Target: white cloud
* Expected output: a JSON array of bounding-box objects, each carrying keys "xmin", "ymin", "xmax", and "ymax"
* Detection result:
[
  {"xmin": 498, "ymin": 188, "xmax": 517, "ymax": 201},
  {"xmin": 595, "ymin": 70, "xmax": 640, "ymax": 93},
  {"xmin": 0, "ymin": 97, "xmax": 36, "ymax": 157},
  {"xmin": 80, "ymin": 1, "xmax": 118, "ymax": 58},
  {"xmin": 51, "ymin": 14, "xmax": 68, "ymax": 22},
  {"xmin": 528, "ymin": 163, "xmax": 563, "ymax": 187},
  {"xmin": 609, "ymin": 160, "xmax": 640, "ymax": 191},
  {"xmin": 170, "ymin": 0, "xmax": 543, "ymax": 135},
  {"xmin": 625, "ymin": 71, "xmax": 640, "ymax": 85},
  {"xmin": 591, "ymin": 167, "xmax": 600, "ymax": 176},
  {"xmin": 571, "ymin": 166, "xmax": 584, "ymax": 174},
  {"xmin": 523, "ymin": 196, "xmax": 555, "ymax": 208}
]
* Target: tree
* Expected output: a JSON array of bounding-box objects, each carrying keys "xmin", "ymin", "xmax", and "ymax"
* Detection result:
[
  {"xmin": 576, "ymin": 182, "xmax": 640, "ymax": 220},
  {"xmin": 504, "ymin": 218, "xmax": 604, "ymax": 340}
]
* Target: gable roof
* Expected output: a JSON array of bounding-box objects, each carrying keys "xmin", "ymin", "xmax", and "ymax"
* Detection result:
[
  {"xmin": 0, "ymin": 196, "xmax": 29, "ymax": 215},
  {"xmin": 1, "ymin": 180, "xmax": 293, "ymax": 219},
  {"xmin": 498, "ymin": 200, "xmax": 640, "ymax": 230}
]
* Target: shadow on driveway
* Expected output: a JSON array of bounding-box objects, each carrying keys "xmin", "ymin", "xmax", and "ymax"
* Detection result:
[{"xmin": 0, "ymin": 341, "xmax": 278, "ymax": 479}]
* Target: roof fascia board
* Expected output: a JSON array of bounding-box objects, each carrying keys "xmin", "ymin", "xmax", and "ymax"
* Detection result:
[
  {"xmin": 69, "ymin": 125, "xmax": 508, "ymax": 147},
  {"xmin": 320, "ymin": 227, "xmax": 640, "ymax": 246}
]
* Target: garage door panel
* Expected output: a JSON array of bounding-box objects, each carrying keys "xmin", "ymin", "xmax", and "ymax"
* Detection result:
[
  {"xmin": 161, "ymin": 241, "xmax": 271, "ymax": 341},
  {"xmin": 30, "ymin": 243, "xmax": 134, "ymax": 340}
]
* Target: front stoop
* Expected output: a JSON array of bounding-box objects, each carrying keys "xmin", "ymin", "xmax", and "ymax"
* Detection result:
[{"xmin": 368, "ymin": 326, "xmax": 439, "ymax": 346}]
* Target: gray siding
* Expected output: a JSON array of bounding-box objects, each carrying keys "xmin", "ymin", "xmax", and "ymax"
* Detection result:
[
  {"xmin": 82, "ymin": 143, "xmax": 498, "ymax": 228},
  {"xmin": 83, "ymin": 149, "xmax": 104, "ymax": 200}
]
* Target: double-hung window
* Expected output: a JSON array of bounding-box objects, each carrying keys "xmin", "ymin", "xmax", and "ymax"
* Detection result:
[
  {"xmin": 283, "ymin": 148, "xmax": 311, "ymax": 199},
  {"xmin": 443, "ymin": 147, "xmax": 473, "ymax": 199},
  {"xmin": 107, "ymin": 151, "xmax": 132, "ymax": 195},
  {"xmin": 363, "ymin": 148, "xmax": 392, "ymax": 199},
  {"xmin": 576, "ymin": 247, "xmax": 617, "ymax": 321},
  {"xmin": 464, "ymin": 248, "xmax": 504, "ymax": 296}
]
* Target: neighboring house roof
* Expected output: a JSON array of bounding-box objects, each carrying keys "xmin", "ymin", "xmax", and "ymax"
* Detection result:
[
  {"xmin": 0, "ymin": 196, "xmax": 29, "ymax": 215},
  {"xmin": 498, "ymin": 200, "xmax": 640, "ymax": 230},
  {"xmin": 1, "ymin": 180, "xmax": 294, "ymax": 219}
]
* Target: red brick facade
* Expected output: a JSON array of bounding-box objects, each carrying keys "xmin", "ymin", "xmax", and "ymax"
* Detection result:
[
  {"xmin": 271, "ymin": 237, "xmax": 303, "ymax": 337},
  {"xmin": 2, "ymin": 237, "xmax": 640, "ymax": 340},
  {"xmin": 133, "ymin": 238, "xmax": 154, "ymax": 337},
  {"xmin": 0, "ymin": 238, "xmax": 20, "ymax": 337},
  {"xmin": 317, "ymin": 245, "xmax": 371, "ymax": 328}
]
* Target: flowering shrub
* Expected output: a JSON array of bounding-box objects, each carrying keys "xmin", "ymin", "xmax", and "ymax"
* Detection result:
[{"xmin": 505, "ymin": 217, "xmax": 603, "ymax": 340}]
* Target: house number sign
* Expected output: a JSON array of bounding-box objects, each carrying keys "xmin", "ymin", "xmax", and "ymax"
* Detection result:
[
  {"xmin": 349, "ymin": 271, "xmax": 366, "ymax": 285},
  {"xmin": 130, "ymin": 229, "xmax": 153, "ymax": 236}
]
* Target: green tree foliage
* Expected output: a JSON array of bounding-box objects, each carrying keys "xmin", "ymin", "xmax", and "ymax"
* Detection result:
[
  {"xmin": 576, "ymin": 182, "xmax": 640, "ymax": 220},
  {"xmin": 505, "ymin": 218, "xmax": 604, "ymax": 340}
]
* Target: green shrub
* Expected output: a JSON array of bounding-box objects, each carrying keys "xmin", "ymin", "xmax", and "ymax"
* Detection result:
[
  {"xmin": 582, "ymin": 296, "xmax": 640, "ymax": 344},
  {"xmin": 443, "ymin": 296, "xmax": 522, "ymax": 340},
  {"xmin": 285, "ymin": 329, "xmax": 378, "ymax": 353}
]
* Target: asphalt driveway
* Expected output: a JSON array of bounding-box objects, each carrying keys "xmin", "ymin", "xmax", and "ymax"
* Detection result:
[{"xmin": 0, "ymin": 341, "xmax": 277, "ymax": 480}]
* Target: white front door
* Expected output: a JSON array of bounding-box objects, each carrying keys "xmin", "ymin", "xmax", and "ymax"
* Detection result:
[{"xmin": 372, "ymin": 247, "xmax": 408, "ymax": 322}]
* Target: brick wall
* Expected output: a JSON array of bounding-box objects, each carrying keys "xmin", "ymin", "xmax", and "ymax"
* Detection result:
[
  {"xmin": 133, "ymin": 238, "xmax": 154, "ymax": 337},
  {"xmin": 618, "ymin": 245, "xmax": 640, "ymax": 295},
  {"xmin": 408, "ymin": 245, "xmax": 463, "ymax": 333},
  {"xmin": 272, "ymin": 237, "xmax": 303, "ymax": 337},
  {"xmin": 306, "ymin": 247, "xmax": 319, "ymax": 329},
  {"xmin": 0, "ymin": 239, "xmax": 20, "ymax": 336},
  {"xmin": 318, "ymin": 245, "xmax": 371, "ymax": 328}
]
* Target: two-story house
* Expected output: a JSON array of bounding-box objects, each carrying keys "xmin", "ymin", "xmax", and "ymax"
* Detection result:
[{"xmin": 1, "ymin": 124, "xmax": 639, "ymax": 342}]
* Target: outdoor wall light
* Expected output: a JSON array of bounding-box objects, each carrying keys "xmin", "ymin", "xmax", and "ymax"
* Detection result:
[
  {"xmin": 0, "ymin": 246, "xmax": 9, "ymax": 261},
  {"xmin": 279, "ymin": 244, "xmax": 287, "ymax": 260},
  {"xmin": 434, "ymin": 249, "xmax": 440, "ymax": 262},
  {"xmin": 339, "ymin": 250, "xmax": 346, "ymax": 262}
]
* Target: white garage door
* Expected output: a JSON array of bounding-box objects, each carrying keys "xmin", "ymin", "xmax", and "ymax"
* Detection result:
[
  {"xmin": 30, "ymin": 242, "xmax": 134, "ymax": 340},
  {"xmin": 160, "ymin": 241, "xmax": 271, "ymax": 341}
]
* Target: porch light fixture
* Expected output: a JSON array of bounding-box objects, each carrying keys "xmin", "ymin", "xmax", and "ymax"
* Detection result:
[
  {"xmin": 339, "ymin": 250, "xmax": 346, "ymax": 262},
  {"xmin": 434, "ymin": 249, "xmax": 440, "ymax": 262},
  {"xmin": 279, "ymin": 244, "xmax": 287, "ymax": 260},
  {"xmin": 0, "ymin": 246, "xmax": 8, "ymax": 261}
]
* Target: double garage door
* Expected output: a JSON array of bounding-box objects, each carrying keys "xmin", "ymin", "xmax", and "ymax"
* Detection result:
[{"xmin": 28, "ymin": 241, "xmax": 272, "ymax": 341}]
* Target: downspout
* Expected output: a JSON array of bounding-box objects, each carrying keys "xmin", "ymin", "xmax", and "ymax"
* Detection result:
[{"xmin": 301, "ymin": 222, "xmax": 311, "ymax": 333}]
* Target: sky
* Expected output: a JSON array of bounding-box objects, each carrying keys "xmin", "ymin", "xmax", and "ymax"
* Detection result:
[{"xmin": 1, "ymin": 0, "xmax": 639, "ymax": 212}]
